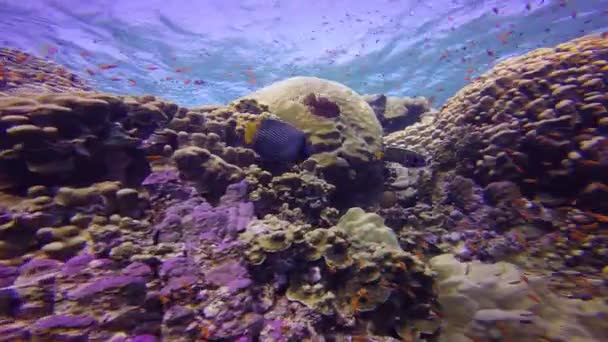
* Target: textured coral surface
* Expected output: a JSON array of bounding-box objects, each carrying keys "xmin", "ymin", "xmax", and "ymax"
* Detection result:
[{"xmin": 1, "ymin": 35, "xmax": 607, "ymax": 342}]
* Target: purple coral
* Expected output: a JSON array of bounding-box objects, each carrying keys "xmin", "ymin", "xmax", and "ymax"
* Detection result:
[
  {"xmin": 32, "ymin": 314, "xmax": 97, "ymax": 331},
  {"xmin": 68, "ymin": 276, "xmax": 146, "ymax": 303},
  {"xmin": 0, "ymin": 265, "xmax": 18, "ymax": 287},
  {"xmin": 18, "ymin": 258, "xmax": 63, "ymax": 278},
  {"xmin": 159, "ymin": 257, "xmax": 197, "ymax": 280},
  {"xmin": 130, "ymin": 334, "xmax": 159, "ymax": 342},
  {"xmin": 142, "ymin": 169, "xmax": 195, "ymax": 200},
  {"xmin": 206, "ymin": 260, "xmax": 252, "ymax": 293},
  {"xmin": 61, "ymin": 253, "xmax": 95, "ymax": 277},
  {"xmin": 122, "ymin": 262, "xmax": 153, "ymax": 279}
]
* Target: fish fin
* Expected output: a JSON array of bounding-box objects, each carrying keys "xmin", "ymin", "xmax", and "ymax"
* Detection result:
[{"xmin": 244, "ymin": 118, "xmax": 262, "ymax": 145}]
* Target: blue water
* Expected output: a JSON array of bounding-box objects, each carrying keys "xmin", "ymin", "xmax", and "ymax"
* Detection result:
[{"xmin": 1, "ymin": 0, "xmax": 606, "ymax": 107}]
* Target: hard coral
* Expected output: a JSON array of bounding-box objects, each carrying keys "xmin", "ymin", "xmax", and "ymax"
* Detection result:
[
  {"xmin": 431, "ymin": 254, "xmax": 608, "ymax": 342},
  {"xmin": 0, "ymin": 92, "xmax": 184, "ymax": 190},
  {"xmin": 172, "ymin": 146, "xmax": 244, "ymax": 203},
  {"xmin": 232, "ymin": 76, "xmax": 385, "ymax": 195},
  {"xmin": 240, "ymin": 208, "xmax": 438, "ymax": 339},
  {"xmin": 385, "ymin": 34, "xmax": 608, "ymax": 211}
]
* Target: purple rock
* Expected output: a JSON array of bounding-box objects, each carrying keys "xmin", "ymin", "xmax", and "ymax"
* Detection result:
[
  {"xmin": 163, "ymin": 305, "xmax": 194, "ymax": 325},
  {"xmin": 18, "ymin": 258, "xmax": 62, "ymax": 278},
  {"xmin": 32, "ymin": 314, "xmax": 96, "ymax": 331},
  {"xmin": 0, "ymin": 265, "xmax": 18, "ymax": 287},
  {"xmin": 130, "ymin": 335, "xmax": 159, "ymax": 342},
  {"xmin": 89, "ymin": 258, "xmax": 116, "ymax": 270},
  {"xmin": 161, "ymin": 276, "xmax": 197, "ymax": 296},
  {"xmin": 142, "ymin": 170, "xmax": 180, "ymax": 186},
  {"xmin": 122, "ymin": 262, "xmax": 153, "ymax": 279},
  {"xmin": 159, "ymin": 257, "xmax": 196, "ymax": 279},
  {"xmin": 68, "ymin": 276, "xmax": 146, "ymax": 304},
  {"xmin": 220, "ymin": 180, "xmax": 249, "ymax": 204},
  {"xmin": 61, "ymin": 253, "xmax": 95, "ymax": 277},
  {"xmin": 142, "ymin": 170, "xmax": 195, "ymax": 200},
  {"xmin": 0, "ymin": 322, "xmax": 30, "ymax": 340},
  {"xmin": 206, "ymin": 260, "xmax": 251, "ymax": 293}
]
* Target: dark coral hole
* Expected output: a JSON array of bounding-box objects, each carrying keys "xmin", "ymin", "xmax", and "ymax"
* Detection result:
[{"xmin": 302, "ymin": 93, "xmax": 340, "ymax": 119}]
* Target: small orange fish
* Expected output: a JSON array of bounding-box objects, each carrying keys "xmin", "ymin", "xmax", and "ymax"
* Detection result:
[
  {"xmin": 80, "ymin": 50, "xmax": 90, "ymax": 57},
  {"xmin": 14, "ymin": 54, "xmax": 29, "ymax": 63},
  {"xmin": 569, "ymin": 230, "xmax": 587, "ymax": 242},
  {"xmin": 248, "ymin": 78, "xmax": 257, "ymax": 84},
  {"xmin": 547, "ymin": 132, "xmax": 562, "ymax": 138},
  {"xmin": 146, "ymin": 66, "xmax": 158, "ymax": 70},
  {"xmin": 522, "ymin": 178, "xmax": 537, "ymax": 184},
  {"xmin": 128, "ymin": 79, "xmax": 136, "ymax": 86},
  {"xmin": 159, "ymin": 295, "xmax": 170, "ymax": 304},
  {"xmin": 226, "ymin": 73, "xmax": 233, "ymax": 77},
  {"xmin": 466, "ymin": 67, "xmax": 475, "ymax": 73},
  {"xmin": 527, "ymin": 292, "xmax": 542, "ymax": 304},
  {"xmin": 146, "ymin": 155, "xmax": 164, "ymax": 162},
  {"xmin": 199, "ymin": 325, "xmax": 211, "ymax": 339},
  {"xmin": 464, "ymin": 76, "xmax": 471, "ymax": 81},
  {"xmin": 99, "ymin": 63, "xmax": 118, "ymax": 70},
  {"xmin": 580, "ymin": 160, "xmax": 600, "ymax": 166},
  {"xmin": 589, "ymin": 213, "xmax": 608, "ymax": 223},
  {"xmin": 184, "ymin": 79, "xmax": 191, "ymax": 85},
  {"xmin": 581, "ymin": 222, "xmax": 599, "ymax": 230},
  {"xmin": 175, "ymin": 67, "xmax": 186, "ymax": 73}
]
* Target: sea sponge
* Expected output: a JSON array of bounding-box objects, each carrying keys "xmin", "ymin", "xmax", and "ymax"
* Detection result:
[{"xmin": 430, "ymin": 254, "xmax": 608, "ymax": 342}]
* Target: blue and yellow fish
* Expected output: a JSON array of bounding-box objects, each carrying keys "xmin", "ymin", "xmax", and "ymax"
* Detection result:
[
  {"xmin": 245, "ymin": 117, "xmax": 313, "ymax": 163},
  {"xmin": 245, "ymin": 117, "xmax": 427, "ymax": 167}
]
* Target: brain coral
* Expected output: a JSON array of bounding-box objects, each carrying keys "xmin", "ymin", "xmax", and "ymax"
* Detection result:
[
  {"xmin": 232, "ymin": 76, "xmax": 384, "ymax": 168},
  {"xmin": 385, "ymin": 34, "xmax": 608, "ymax": 211}
]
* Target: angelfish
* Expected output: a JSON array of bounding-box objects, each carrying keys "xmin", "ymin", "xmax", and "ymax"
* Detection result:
[{"xmin": 244, "ymin": 118, "xmax": 312, "ymax": 164}]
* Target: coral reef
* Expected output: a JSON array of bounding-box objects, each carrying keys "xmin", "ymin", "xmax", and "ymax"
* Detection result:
[
  {"xmin": 382, "ymin": 34, "xmax": 608, "ymax": 274},
  {"xmin": 0, "ymin": 48, "xmax": 93, "ymax": 96},
  {"xmin": 1, "ymin": 36, "xmax": 607, "ymax": 341},
  {"xmin": 364, "ymin": 94, "xmax": 438, "ymax": 134},
  {"xmin": 233, "ymin": 77, "xmax": 386, "ymax": 198},
  {"xmin": 172, "ymin": 146, "xmax": 245, "ymax": 203},
  {"xmin": 241, "ymin": 208, "xmax": 439, "ymax": 339},
  {"xmin": 385, "ymin": 34, "xmax": 608, "ymax": 211},
  {"xmin": 0, "ymin": 92, "xmax": 181, "ymax": 190},
  {"xmin": 246, "ymin": 166, "xmax": 338, "ymax": 225}
]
